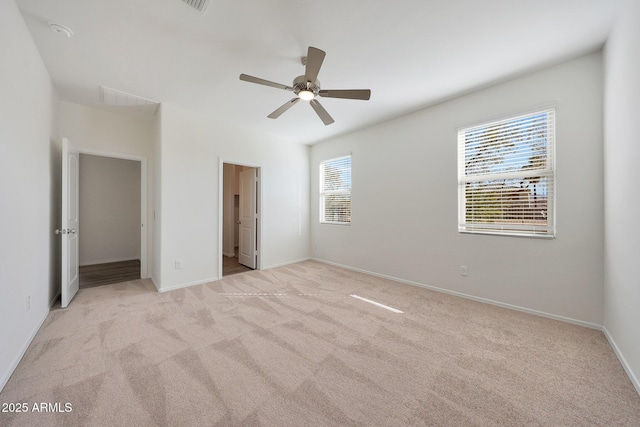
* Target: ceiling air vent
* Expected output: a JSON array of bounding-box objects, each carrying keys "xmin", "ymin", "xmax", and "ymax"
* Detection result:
[
  {"xmin": 100, "ymin": 86, "xmax": 160, "ymax": 116},
  {"xmin": 180, "ymin": 0, "xmax": 211, "ymax": 13}
]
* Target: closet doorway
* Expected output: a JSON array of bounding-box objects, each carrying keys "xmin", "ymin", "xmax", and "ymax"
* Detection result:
[
  {"xmin": 220, "ymin": 161, "xmax": 261, "ymax": 277},
  {"xmin": 78, "ymin": 152, "xmax": 147, "ymax": 288}
]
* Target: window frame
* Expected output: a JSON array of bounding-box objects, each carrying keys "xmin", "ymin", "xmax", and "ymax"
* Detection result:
[
  {"xmin": 457, "ymin": 108, "xmax": 556, "ymax": 238},
  {"xmin": 319, "ymin": 155, "xmax": 352, "ymax": 225}
]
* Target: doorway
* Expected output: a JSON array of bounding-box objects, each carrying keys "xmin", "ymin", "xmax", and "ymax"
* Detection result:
[
  {"xmin": 77, "ymin": 150, "xmax": 147, "ymax": 288},
  {"xmin": 78, "ymin": 154, "xmax": 142, "ymax": 287},
  {"xmin": 220, "ymin": 161, "xmax": 261, "ymax": 277},
  {"xmin": 60, "ymin": 141, "xmax": 148, "ymax": 307}
]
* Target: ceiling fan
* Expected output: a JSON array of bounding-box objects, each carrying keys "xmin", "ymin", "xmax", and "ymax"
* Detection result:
[{"xmin": 239, "ymin": 46, "xmax": 371, "ymax": 125}]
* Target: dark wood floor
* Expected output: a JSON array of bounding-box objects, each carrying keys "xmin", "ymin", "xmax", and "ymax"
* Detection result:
[
  {"xmin": 79, "ymin": 260, "xmax": 141, "ymax": 288},
  {"xmin": 223, "ymin": 248, "xmax": 253, "ymax": 276},
  {"xmin": 79, "ymin": 254, "xmax": 249, "ymax": 288}
]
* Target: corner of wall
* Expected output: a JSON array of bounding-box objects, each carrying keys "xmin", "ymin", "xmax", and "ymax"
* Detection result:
[
  {"xmin": 603, "ymin": 0, "xmax": 640, "ymax": 399},
  {"xmin": 603, "ymin": 327, "xmax": 640, "ymax": 395}
]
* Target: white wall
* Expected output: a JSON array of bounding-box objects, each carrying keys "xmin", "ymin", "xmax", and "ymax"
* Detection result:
[
  {"xmin": 311, "ymin": 52, "xmax": 604, "ymax": 326},
  {"xmin": 79, "ymin": 154, "xmax": 141, "ymax": 265},
  {"xmin": 155, "ymin": 103, "xmax": 310, "ymax": 291},
  {"xmin": 0, "ymin": 0, "xmax": 59, "ymax": 391},
  {"xmin": 603, "ymin": 0, "xmax": 640, "ymax": 393},
  {"xmin": 59, "ymin": 102, "xmax": 154, "ymax": 276}
]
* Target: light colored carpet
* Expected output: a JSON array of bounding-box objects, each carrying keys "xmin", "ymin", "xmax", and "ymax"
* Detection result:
[{"xmin": 1, "ymin": 261, "xmax": 639, "ymax": 426}]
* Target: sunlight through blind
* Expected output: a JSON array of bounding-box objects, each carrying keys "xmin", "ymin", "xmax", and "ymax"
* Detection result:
[
  {"xmin": 458, "ymin": 109, "xmax": 555, "ymax": 237},
  {"xmin": 320, "ymin": 155, "xmax": 352, "ymax": 224}
]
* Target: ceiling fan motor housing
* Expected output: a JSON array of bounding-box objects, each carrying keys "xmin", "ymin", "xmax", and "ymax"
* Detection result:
[{"xmin": 293, "ymin": 75, "xmax": 320, "ymax": 97}]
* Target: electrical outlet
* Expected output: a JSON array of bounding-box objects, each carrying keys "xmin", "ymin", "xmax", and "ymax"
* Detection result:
[
  {"xmin": 459, "ymin": 265, "xmax": 468, "ymax": 276},
  {"xmin": 26, "ymin": 295, "xmax": 31, "ymax": 311},
  {"xmin": 175, "ymin": 259, "xmax": 183, "ymax": 269}
]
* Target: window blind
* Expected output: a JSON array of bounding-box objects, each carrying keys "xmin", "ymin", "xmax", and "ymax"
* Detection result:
[
  {"xmin": 320, "ymin": 155, "xmax": 352, "ymax": 224},
  {"xmin": 458, "ymin": 109, "xmax": 555, "ymax": 237}
]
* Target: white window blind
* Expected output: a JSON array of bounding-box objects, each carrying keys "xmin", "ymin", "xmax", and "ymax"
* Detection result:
[
  {"xmin": 320, "ymin": 155, "xmax": 352, "ymax": 224},
  {"xmin": 458, "ymin": 109, "xmax": 555, "ymax": 237}
]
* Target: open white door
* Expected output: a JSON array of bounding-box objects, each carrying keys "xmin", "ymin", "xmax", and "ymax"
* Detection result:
[
  {"xmin": 59, "ymin": 138, "xmax": 79, "ymax": 308},
  {"xmin": 238, "ymin": 168, "xmax": 257, "ymax": 269}
]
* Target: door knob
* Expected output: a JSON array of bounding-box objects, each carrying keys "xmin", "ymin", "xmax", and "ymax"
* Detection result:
[{"xmin": 55, "ymin": 229, "xmax": 66, "ymax": 235}]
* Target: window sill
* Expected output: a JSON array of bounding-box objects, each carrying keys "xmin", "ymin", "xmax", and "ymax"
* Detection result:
[{"xmin": 459, "ymin": 230, "xmax": 555, "ymax": 239}]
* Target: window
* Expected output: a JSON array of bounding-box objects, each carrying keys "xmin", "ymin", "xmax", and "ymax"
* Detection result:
[
  {"xmin": 320, "ymin": 155, "xmax": 352, "ymax": 224},
  {"xmin": 458, "ymin": 108, "xmax": 555, "ymax": 237}
]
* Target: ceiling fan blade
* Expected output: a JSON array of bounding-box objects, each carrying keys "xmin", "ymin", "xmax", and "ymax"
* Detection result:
[
  {"xmin": 319, "ymin": 89, "xmax": 371, "ymax": 100},
  {"xmin": 267, "ymin": 98, "xmax": 300, "ymax": 119},
  {"xmin": 304, "ymin": 47, "xmax": 326, "ymax": 84},
  {"xmin": 240, "ymin": 74, "xmax": 292, "ymax": 91},
  {"xmin": 309, "ymin": 99, "xmax": 334, "ymax": 125}
]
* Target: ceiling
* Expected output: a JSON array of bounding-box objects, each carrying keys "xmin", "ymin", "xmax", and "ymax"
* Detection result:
[{"xmin": 17, "ymin": 0, "xmax": 620, "ymax": 145}]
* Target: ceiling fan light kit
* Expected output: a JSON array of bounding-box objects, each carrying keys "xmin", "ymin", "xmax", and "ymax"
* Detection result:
[
  {"xmin": 239, "ymin": 46, "xmax": 371, "ymax": 125},
  {"xmin": 298, "ymin": 90, "xmax": 315, "ymax": 101}
]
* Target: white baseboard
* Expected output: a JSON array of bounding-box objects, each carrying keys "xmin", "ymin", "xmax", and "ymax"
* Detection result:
[
  {"xmin": 153, "ymin": 258, "xmax": 312, "ymax": 293},
  {"xmin": 80, "ymin": 257, "xmax": 139, "ymax": 266},
  {"xmin": 156, "ymin": 276, "xmax": 219, "ymax": 293},
  {"xmin": 0, "ymin": 307, "xmax": 50, "ymax": 393},
  {"xmin": 223, "ymin": 252, "xmax": 235, "ymax": 258},
  {"xmin": 49, "ymin": 291, "xmax": 60, "ymax": 308},
  {"xmin": 263, "ymin": 257, "xmax": 312, "ymax": 270},
  {"xmin": 603, "ymin": 327, "xmax": 640, "ymax": 396},
  {"xmin": 150, "ymin": 275, "xmax": 160, "ymax": 292},
  {"xmin": 311, "ymin": 258, "xmax": 602, "ymax": 330}
]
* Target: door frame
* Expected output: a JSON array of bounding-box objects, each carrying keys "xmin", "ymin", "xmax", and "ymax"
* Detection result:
[
  {"xmin": 218, "ymin": 158, "xmax": 262, "ymax": 279},
  {"xmin": 76, "ymin": 147, "xmax": 149, "ymax": 279}
]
